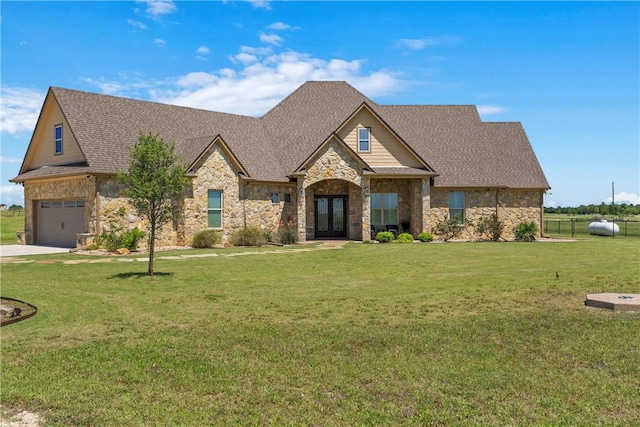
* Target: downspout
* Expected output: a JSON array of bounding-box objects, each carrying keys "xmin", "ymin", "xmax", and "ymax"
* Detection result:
[
  {"xmin": 95, "ymin": 181, "xmax": 101, "ymax": 238},
  {"xmin": 540, "ymin": 191, "xmax": 545, "ymax": 237}
]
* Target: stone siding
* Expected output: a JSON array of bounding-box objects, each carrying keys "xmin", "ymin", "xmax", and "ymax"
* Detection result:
[
  {"xmin": 184, "ymin": 145, "xmax": 296, "ymax": 245},
  {"xmin": 429, "ymin": 189, "xmax": 543, "ymax": 240},
  {"xmin": 301, "ymin": 140, "xmax": 365, "ymax": 240}
]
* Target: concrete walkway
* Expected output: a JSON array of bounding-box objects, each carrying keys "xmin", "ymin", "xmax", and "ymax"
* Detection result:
[
  {"xmin": 0, "ymin": 241, "xmax": 349, "ymax": 264},
  {"xmin": 0, "ymin": 245, "xmax": 70, "ymax": 257}
]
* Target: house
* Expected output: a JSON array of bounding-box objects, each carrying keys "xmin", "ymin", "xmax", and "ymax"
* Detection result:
[{"xmin": 10, "ymin": 81, "xmax": 550, "ymax": 247}]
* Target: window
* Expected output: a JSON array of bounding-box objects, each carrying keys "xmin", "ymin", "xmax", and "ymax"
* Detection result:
[
  {"xmin": 284, "ymin": 193, "xmax": 291, "ymax": 203},
  {"xmin": 271, "ymin": 193, "xmax": 280, "ymax": 203},
  {"xmin": 370, "ymin": 193, "xmax": 398, "ymax": 226},
  {"xmin": 358, "ymin": 127, "xmax": 370, "ymax": 152},
  {"xmin": 449, "ymin": 191, "xmax": 465, "ymax": 223},
  {"xmin": 64, "ymin": 200, "xmax": 76, "ymax": 208},
  {"xmin": 208, "ymin": 190, "xmax": 222, "ymax": 228},
  {"xmin": 54, "ymin": 124, "xmax": 63, "ymax": 155}
]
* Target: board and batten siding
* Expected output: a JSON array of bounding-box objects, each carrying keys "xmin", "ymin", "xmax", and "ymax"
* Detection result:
[
  {"xmin": 338, "ymin": 109, "xmax": 423, "ymax": 168},
  {"xmin": 23, "ymin": 95, "xmax": 85, "ymax": 170}
]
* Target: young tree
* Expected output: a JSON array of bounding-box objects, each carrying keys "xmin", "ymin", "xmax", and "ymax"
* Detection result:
[{"xmin": 118, "ymin": 133, "xmax": 189, "ymax": 276}]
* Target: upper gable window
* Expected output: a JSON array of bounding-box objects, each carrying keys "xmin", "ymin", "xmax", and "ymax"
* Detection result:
[
  {"xmin": 54, "ymin": 124, "xmax": 63, "ymax": 155},
  {"xmin": 358, "ymin": 127, "xmax": 371, "ymax": 152}
]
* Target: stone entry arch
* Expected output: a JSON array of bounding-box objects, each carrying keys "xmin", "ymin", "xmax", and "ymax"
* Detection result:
[{"xmin": 303, "ymin": 179, "xmax": 364, "ymax": 240}]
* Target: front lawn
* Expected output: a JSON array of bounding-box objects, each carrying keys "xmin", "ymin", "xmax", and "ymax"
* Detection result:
[{"xmin": 1, "ymin": 239, "xmax": 639, "ymax": 425}]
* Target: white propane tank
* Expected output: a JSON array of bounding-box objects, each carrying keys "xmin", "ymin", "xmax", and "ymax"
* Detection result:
[{"xmin": 588, "ymin": 220, "xmax": 620, "ymax": 236}]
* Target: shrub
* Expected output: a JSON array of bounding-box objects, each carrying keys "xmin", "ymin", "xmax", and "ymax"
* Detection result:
[
  {"xmin": 101, "ymin": 226, "xmax": 145, "ymax": 251},
  {"xmin": 276, "ymin": 225, "xmax": 298, "ymax": 245},
  {"xmin": 231, "ymin": 227, "xmax": 267, "ymax": 247},
  {"xmin": 434, "ymin": 215, "xmax": 467, "ymax": 241},
  {"xmin": 396, "ymin": 233, "xmax": 414, "ymax": 243},
  {"xmin": 515, "ymin": 221, "xmax": 539, "ymax": 241},
  {"xmin": 418, "ymin": 232, "xmax": 434, "ymax": 242},
  {"xmin": 375, "ymin": 231, "xmax": 395, "ymax": 243},
  {"xmin": 475, "ymin": 213, "xmax": 505, "ymax": 241},
  {"xmin": 121, "ymin": 227, "xmax": 146, "ymax": 250},
  {"xmin": 192, "ymin": 229, "xmax": 221, "ymax": 248}
]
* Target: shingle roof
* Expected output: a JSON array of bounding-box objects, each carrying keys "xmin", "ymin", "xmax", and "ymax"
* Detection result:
[{"xmin": 12, "ymin": 81, "xmax": 549, "ymax": 189}]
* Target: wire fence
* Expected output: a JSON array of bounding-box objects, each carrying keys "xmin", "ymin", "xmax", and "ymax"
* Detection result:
[{"xmin": 544, "ymin": 218, "xmax": 640, "ymax": 238}]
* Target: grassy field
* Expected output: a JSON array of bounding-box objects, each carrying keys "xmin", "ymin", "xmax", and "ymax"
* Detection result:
[
  {"xmin": 0, "ymin": 212, "xmax": 24, "ymax": 245},
  {"xmin": 1, "ymin": 239, "xmax": 639, "ymax": 425}
]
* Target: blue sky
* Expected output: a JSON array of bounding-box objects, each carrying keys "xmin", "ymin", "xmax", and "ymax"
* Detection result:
[{"xmin": 1, "ymin": 1, "xmax": 638, "ymax": 208}]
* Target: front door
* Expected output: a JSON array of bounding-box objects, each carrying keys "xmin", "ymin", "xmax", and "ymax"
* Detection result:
[{"xmin": 315, "ymin": 196, "xmax": 347, "ymax": 238}]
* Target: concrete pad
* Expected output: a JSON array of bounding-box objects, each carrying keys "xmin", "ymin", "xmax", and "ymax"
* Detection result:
[
  {"xmin": 585, "ymin": 293, "xmax": 640, "ymax": 312},
  {"xmin": 0, "ymin": 245, "xmax": 70, "ymax": 257}
]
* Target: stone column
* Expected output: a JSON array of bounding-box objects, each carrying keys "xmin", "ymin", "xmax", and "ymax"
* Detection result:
[
  {"xmin": 421, "ymin": 178, "xmax": 431, "ymax": 233},
  {"xmin": 296, "ymin": 177, "xmax": 306, "ymax": 242},
  {"xmin": 361, "ymin": 176, "xmax": 371, "ymax": 241}
]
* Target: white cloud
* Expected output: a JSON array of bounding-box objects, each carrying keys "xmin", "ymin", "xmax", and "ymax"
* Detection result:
[
  {"xmin": 154, "ymin": 38, "xmax": 166, "ymax": 47},
  {"xmin": 268, "ymin": 22, "xmax": 300, "ymax": 31},
  {"xmin": 137, "ymin": 0, "xmax": 177, "ymax": 18},
  {"xmin": 0, "ymin": 156, "xmax": 23, "ymax": 164},
  {"xmin": 0, "ymin": 86, "xmax": 44, "ymax": 134},
  {"xmin": 232, "ymin": 52, "xmax": 258, "ymax": 65},
  {"xmin": 398, "ymin": 38, "xmax": 438, "ymax": 50},
  {"xmin": 477, "ymin": 104, "xmax": 508, "ymax": 116},
  {"xmin": 397, "ymin": 35, "xmax": 462, "ymax": 50},
  {"xmin": 128, "ymin": 19, "xmax": 147, "ymax": 30},
  {"xmin": 196, "ymin": 46, "xmax": 211, "ymax": 55},
  {"xmin": 0, "ymin": 185, "xmax": 25, "ymax": 207},
  {"xmin": 80, "ymin": 78, "xmax": 125, "ymax": 95},
  {"xmin": 605, "ymin": 192, "xmax": 640, "ymax": 205},
  {"xmin": 248, "ymin": 0, "xmax": 271, "ymax": 10},
  {"xmin": 259, "ymin": 33, "xmax": 283, "ymax": 46},
  {"xmin": 152, "ymin": 49, "xmax": 398, "ymax": 117}
]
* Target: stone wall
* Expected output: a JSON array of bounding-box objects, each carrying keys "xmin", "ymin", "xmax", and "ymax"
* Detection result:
[
  {"xmin": 301, "ymin": 139, "xmax": 365, "ymax": 240},
  {"xmin": 23, "ymin": 176, "xmax": 96, "ymax": 245},
  {"xmin": 183, "ymin": 145, "xmax": 297, "ymax": 245},
  {"xmin": 429, "ymin": 189, "xmax": 543, "ymax": 240}
]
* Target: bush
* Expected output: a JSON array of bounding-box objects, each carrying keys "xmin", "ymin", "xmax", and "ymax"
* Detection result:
[
  {"xmin": 395, "ymin": 233, "xmax": 414, "ymax": 243},
  {"xmin": 515, "ymin": 221, "xmax": 539, "ymax": 241},
  {"xmin": 101, "ymin": 227, "xmax": 145, "ymax": 251},
  {"xmin": 475, "ymin": 213, "xmax": 504, "ymax": 241},
  {"xmin": 434, "ymin": 215, "xmax": 467, "ymax": 241},
  {"xmin": 231, "ymin": 227, "xmax": 267, "ymax": 247},
  {"xmin": 276, "ymin": 226, "xmax": 298, "ymax": 245},
  {"xmin": 418, "ymin": 232, "xmax": 434, "ymax": 242},
  {"xmin": 375, "ymin": 231, "xmax": 395, "ymax": 243},
  {"xmin": 192, "ymin": 229, "xmax": 221, "ymax": 248}
]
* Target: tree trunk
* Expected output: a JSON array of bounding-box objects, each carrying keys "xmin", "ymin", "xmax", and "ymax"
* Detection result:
[{"xmin": 148, "ymin": 221, "xmax": 156, "ymax": 276}]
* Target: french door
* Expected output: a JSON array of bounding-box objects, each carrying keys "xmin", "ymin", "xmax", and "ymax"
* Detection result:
[{"xmin": 315, "ymin": 196, "xmax": 347, "ymax": 238}]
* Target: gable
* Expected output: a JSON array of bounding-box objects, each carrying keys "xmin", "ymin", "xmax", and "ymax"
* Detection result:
[
  {"xmin": 21, "ymin": 91, "xmax": 86, "ymax": 172},
  {"xmin": 336, "ymin": 106, "xmax": 425, "ymax": 169}
]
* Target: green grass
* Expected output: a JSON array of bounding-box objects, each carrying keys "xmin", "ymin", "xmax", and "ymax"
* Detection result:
[
  {"xmin": 0, "ymin": 212, "xmax": 24, "ymax": 245},
  {"xmin": 1, "ymin": 240, "xmax": 639, "ymax": 425}
]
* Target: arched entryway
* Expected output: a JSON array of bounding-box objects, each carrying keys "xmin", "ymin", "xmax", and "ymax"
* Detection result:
[{"xmin": 305, "ymin": 179, "xmax": 363, "ymax": 240}]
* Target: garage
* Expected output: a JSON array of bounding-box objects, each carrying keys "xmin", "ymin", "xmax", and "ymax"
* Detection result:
[{"xmin": 36, "ymin": 199, "xmax": 86, "ymax": 247}]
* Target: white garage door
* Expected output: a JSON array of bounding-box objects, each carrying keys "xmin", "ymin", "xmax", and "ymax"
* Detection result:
[{"xmin": 36, "ymin": 199, "xmax": 86, "ymax": 247}]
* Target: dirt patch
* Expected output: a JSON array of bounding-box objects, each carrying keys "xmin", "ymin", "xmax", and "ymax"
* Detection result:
[{"xmin": 0, "ymin": 407, "xmax": 41, "ymax": 427}]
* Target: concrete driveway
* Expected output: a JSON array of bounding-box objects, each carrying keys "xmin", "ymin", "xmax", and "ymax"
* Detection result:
[{"xmin": 0, "ymin": 245, "xmax": 70, "ymax": 257}]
